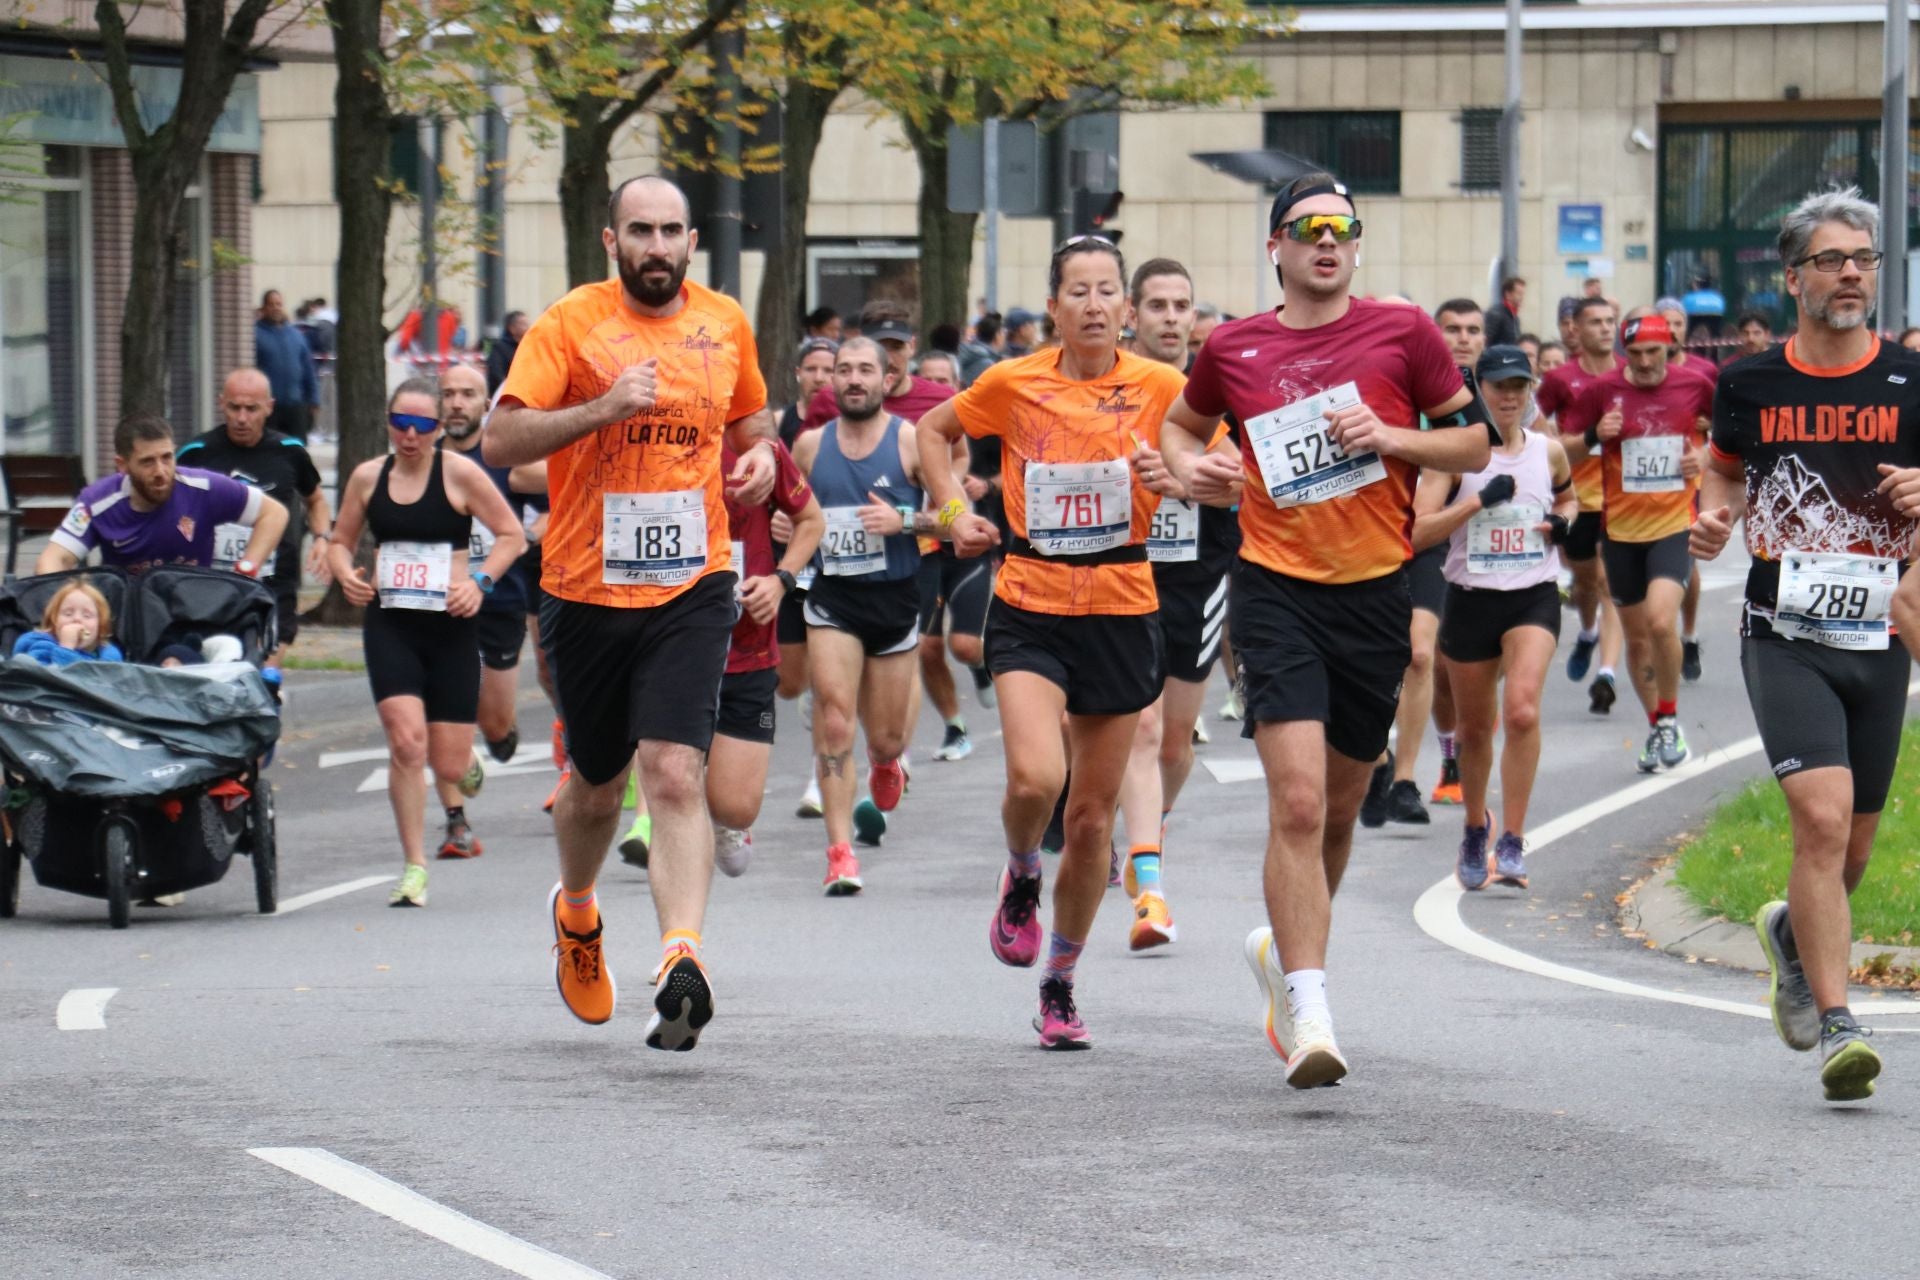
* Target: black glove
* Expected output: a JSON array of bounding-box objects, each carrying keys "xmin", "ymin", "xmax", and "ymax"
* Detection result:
[
  {"xmin": 1477, "ymin": 474, "xmax": 1516, "ymax": 509},
  {"xmin": 1545, "ymin": 513, "xmax": 1571, "ymax": 545}
]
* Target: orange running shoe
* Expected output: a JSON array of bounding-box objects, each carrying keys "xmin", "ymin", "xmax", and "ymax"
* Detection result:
[
  {"xmin": 1129, "ymin": 891, "xmax": 1177, "ymax": 951},
  {"xmin": 543, "ymin": 765, "xmax": 571, "ymax": 814},
  {"xmin": 548, "ymin": 883, "xmax": 614, "ymax": 1025},
  {"xmin": 645, "ymin": 943, "xmax": 714, "ymax": 1052},
  {"xmin": 1430, "ymin": 757, "xmax": 1463, "ymax": 806},
  {"xmin": 550, "ymin": 717, "xmax": 567, "ymax": 770}
]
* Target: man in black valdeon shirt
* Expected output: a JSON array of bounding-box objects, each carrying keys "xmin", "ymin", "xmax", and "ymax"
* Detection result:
[{"xmin": 1695, "ymin": 186, "xmax": 1920, "ymax": 1104}]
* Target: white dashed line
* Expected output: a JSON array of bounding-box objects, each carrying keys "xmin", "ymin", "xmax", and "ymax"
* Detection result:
[
  {"xmin": 249, "ymin": 1147, "xmax": 613, "ymax": 1279},
  {"xmin": 56, "ymin": 987, "xmax": 118, "ymax": 1031}
]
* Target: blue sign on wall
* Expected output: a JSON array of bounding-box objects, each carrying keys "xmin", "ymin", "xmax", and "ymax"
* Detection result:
[{"xmin": 1558, "ymin": 204, "xmax": 1604, "ymax": 256}]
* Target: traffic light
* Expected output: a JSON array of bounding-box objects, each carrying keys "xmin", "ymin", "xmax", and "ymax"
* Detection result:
[{"xmin": 1071, "ymin": 189, "xmax": 1125, "ymax": 242}]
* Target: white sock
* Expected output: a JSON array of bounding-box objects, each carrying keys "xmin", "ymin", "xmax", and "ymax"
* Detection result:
[
  {"xmin": 1578, "ymin": 626, "xmax": 1599, "ymax": 643},
  {"xmin": 1597, "ymin": 665, "xmax": 1615, "ymax": 680},
  {"xmin": 1683, "ymin": 633, "xmax": 1697, "ymax": 644},
  {"xmin": 1284, "ymin": 968, "xmax": 1331, "ymax": 1028}
]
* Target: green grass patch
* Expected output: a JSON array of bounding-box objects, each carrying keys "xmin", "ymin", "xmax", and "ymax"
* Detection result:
[
  {"xmin": 279, "ymin": 655, "xmax": 365, "ymax": 672},
  {"xmin": 1673, "ymin": 721, "xmax": 1920, "ymax": 945}
]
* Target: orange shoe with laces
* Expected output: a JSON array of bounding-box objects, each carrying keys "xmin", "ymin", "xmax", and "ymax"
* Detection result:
[
  {"xmin": 550, "ymin": 718, "xmax": 567, "ymax": 770},
  {"xmin": 543, "ymin": 765, "xmax": 571, "ymax": 814},
  {"xmin": 548, "ymin": 883, "xmax": 614, "ymax": 1025},
  {"xmin": 1129, "ymin": 891, "xmax": 1178, "ymax": 951}
]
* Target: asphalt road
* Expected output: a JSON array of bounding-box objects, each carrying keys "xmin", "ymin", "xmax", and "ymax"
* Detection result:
[{"xmin": 5, "ymin": 561, "xmax": 1919, "ymax": 1279}]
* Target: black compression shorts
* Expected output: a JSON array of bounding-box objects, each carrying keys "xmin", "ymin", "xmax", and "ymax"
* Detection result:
[
  {"xmin": 1564, "ymin": 511, "xmax": 1603, "ymax": 563},
  {"xmin": 1407, "ymin": 544, "xmax": 1448, "ymax": 616},
  {"xmin": 1741, "ymin": 636, "xmax": 1912, "ymax": 813},
  {"xmin": 364, "ymin": 605, "xmax": 479, "ymax": 722},
  {"xmin": 1602, "ymin": 530, "xmax": 1692, "ymax": 608},
  {"xmin": 916, "ymin": 548, "xmax": 994, "ymax": 638}
]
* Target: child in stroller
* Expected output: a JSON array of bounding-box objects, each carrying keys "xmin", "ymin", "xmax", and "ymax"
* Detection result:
[{"xmin": 12, "ymin": 578, "xmax": 125, "ymax": 666}]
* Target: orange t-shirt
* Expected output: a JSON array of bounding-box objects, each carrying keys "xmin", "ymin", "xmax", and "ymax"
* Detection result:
[
  {"xmin": 498, "ymin": 278, "xmax": 767, "ymax": 607},
  {"xmin": 1181, "ymin": 300, "xmax": 1468, "ymax": 585},
  {"xmin": 1560, "ymin": 366, "xmax": 1713, "ymax": 543},
  {"xmin": 951, "ymin": 348, "xmax": 1187, "ymax": 616}
]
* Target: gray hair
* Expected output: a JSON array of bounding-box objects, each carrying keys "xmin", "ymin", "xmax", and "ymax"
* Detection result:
[
  {"xmin": 1778, "ymin": 187, "xmax": 1880, "ymax": 268},
  {"xmin": 1194, "ymin": 302, "xmax": 1223, "ymax": 322}
]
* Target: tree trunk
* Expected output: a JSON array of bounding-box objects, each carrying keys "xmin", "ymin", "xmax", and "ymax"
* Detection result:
[
  {"xmin": 560, "ymin": 113, "xmax": 612, "ymax": 290},
  {"xmin": 315, "ymin": 0, "xmax": 394, "ymax": 627},
  {"xmin": 754, "ymin": 75, "xmax": 840, "ymax": 402},
  {"xmin": 909, "ymin": 125, "xmax": 978, "ymax": 338},
  {"xmin": 117, "ymin": 163, "xmax": 192, "ymax": 423}
]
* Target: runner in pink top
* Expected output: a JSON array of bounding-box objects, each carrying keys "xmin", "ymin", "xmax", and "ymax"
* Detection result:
[{"xmin": 1411, "ymin": 346, "xmax": 1579, "ymax": 893}]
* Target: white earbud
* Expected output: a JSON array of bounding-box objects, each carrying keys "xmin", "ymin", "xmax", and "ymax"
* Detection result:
[
  {"xmin": 1355, "ymin": 249, "xmax": 1363, "ymax": 267},
  {"xmin": 1270, "ymin": 248, "xmax": 1281, "ymax": 266}
]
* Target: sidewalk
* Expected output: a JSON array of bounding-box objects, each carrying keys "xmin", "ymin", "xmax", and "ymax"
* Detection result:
[{"xmin": 1620, "ymin": 863, "xmax": 1920, "ymax": 979}]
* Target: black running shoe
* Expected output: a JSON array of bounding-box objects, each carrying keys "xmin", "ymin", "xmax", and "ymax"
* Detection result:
[
  {"xmin": 1588, "ymin": 673, "xmax": 1617, "ymax": 715},
  {"xmin": 1359, "ymin": 752, "xmax": 1394, "ymax": 829},
  {"xmin": 1385, "ymin": 779, "xmax": 1430, "ymax": 825},
  {"xmin": 1682, "ymin": 638, "xmax": 1702, "ymax": 683},
  {"xmin": 485, "ymin": 727, "xmax": 519, "ymax": 764}
]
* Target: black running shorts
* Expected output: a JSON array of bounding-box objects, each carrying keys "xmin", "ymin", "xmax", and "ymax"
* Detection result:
[
  {"xmin": 1439, "ymin": 580, "xmax": 1564, "ymax": 665},
  {"xmin": 1407, "ymin": 544, "xmax": 1448, "ymax": 616},
  {"xmin": 1602, "ymin": 529, "xmax": 1692, "ymax": 608},
  {"xmin": 1741, "ymin": 635, "xmax": 1912, "ymax": 813},
  {"xmin": 540, "ymin": 572, "xmax": 739, "ymax": 784},
  {"xmin": 1564, "ymin": 510, "xmax": 1603, "ymax": 563},
  {"xmin": 1156, "ymin": 571, "xmax": 1228, "ymax": 684},
  {"xmin": 364, "ymin": 604, "xmax": 479, "ymax": 723},
  {"xmin": 916, "ymin": 547, "xmax": 994, "ymax": 638},
  {"xmin": 805, "ymin": 576, "xmax": 921, "ymax": 657},
  {"xmin": 717, "ymin": 666, "xmax": 779, "ymax": 745},
  {"xmin": 776, "ymin": 588, "xmax": 808, "ymax": 646},
  {"xmin": 475, "ymin": 607, "xmax": 528, "ymax": 671},
  {"xmin": 984, "ymin": 598, "xmax": 1164, "ymax": 717},
  {"xmin": 1229, "ymin": 560, "xmax": 1411, "ymax": 763}
]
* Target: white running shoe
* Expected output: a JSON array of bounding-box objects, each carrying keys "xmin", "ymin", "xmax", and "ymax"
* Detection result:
[
  {"xmin": 1243, "ymin": 927, "xmax": 1294, "ymax": 1062},
  {"xmin": 796, "ymin": 776, "xmax": 823, "ymax": 818},
  {"xmin": 800, "ymin": 690, "xmax": 813, "ymax": 733},
  {"xmin": 714, "ymin": 826, "xmax": 753, "ymax": 878},
  {"xmin": 1219, "ymin": 688, "xmax": 1244, "ymax": 722},
  {"xmin": 1286, "ymin": 1012, "xmax": 1349, "ymax": 1089},
  {"xmin": 1192, "ymin": 720, "xmax": 1210, "ymax": 745}
]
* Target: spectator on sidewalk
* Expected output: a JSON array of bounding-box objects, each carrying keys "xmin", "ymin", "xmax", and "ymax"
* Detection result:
[
  {"xmin": 1004, "ymin": 307, "xmax": 1039, "ymax": 356},
  {"xmin": 805, "ymin": 306, "xmax": 842, "ymax": 343},
  {"xmin": 296, "ymin": 299, "xmax": 337, "ymax": 360},
  {"xmin": 255, "ymin": 289, "xmax": 320, "ymax": 440},
  {"xmin": 959, "ymin": 312, "xmax": 1002, "ymax": 387},
  {"xmin": 488, "ymin": 310, "xmax": 530, "ymax": 394},
  {"xmin": 1484, "ymin": 275, "xmax": 1526, "ymax": 346}
]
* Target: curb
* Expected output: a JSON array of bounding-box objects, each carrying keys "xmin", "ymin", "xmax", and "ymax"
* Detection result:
[{"xmin": 1620, "ymin": 865, "xmax": 1920, "ymax": 977}]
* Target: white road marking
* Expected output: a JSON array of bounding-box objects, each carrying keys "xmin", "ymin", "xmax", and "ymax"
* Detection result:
[
  {"xmin": 1201, "ymin": 757, "xmax": 1265, "ymax": 785},
  {"xmin": 1415, "ymin": 679, "xmax": 1920, "ymax": 1022},
  {"xmin": 271, "ymin": 875, "xmax": 395, "ymax": 916},
  {"xmin": 56, "ymin": 987, "xmax": 118, "ymax": 1031},
  {"xmin": 356, "ymin": 758, "xmax": 555, "ymax": 793},
  {"xmin": 318, "ymin": 747, "xmax": 391, "ymax": 769},
  {"xmin": 248, "ymin": 1147, "xmax": 613, "ymax": 1280}
]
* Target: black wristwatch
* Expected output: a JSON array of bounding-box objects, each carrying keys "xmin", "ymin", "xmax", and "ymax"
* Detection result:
[{"xmin": 774, "ymin": 568, "xmax": 797, "ymax": 594}]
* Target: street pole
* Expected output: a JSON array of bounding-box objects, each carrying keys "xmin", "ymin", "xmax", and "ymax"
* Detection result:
[
  {"xmin": 708, "ymin": 15, "xmax": 744, "ymax": 298},
  {"xmin": 1881, "ymin": 0, "xmax": 1909, "ymax": 334},
  {"xmin": 1498, "ymin": 0, "xmax": 1523, "ymax": 290},
  {"xmin": 478, "ymin": 82, "xmax": 508, "ymax": 339},
  {"xmin": 417, "ymin": 0, "xmax": 437, "ymax": 366},
  {"xmin": 983, "ymin": 118, "xmax": 1000, "ymax": 314}
]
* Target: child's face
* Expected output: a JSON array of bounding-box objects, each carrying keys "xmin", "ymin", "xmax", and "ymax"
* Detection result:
[{"xmin": 56, "ymin": 593, "xmax": 100, "ymax": 635}]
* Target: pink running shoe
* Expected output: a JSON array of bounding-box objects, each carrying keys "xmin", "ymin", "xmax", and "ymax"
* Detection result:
[
  {"xmin": 989, "ymin": 868, "xmax": 1043, "ymax": 967},
  {"xmin": 1034, "ymin": 978, "xmax": 1090, "ymax": 1050},
  {"xmin": 823, "ymin": 843, "xmax": 864, "ymax": 896},
  {"xmin": 868, "ymin": 758, "xmax": 905, "ymax": 812}
]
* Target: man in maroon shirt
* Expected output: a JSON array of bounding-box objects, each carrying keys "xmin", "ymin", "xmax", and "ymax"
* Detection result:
[
  {"xmin": 1539, "ymin": 296, "xmax": 1627, "ymax": 708},
  {"xmin": 1656, "ymin": 296, "xmax": 1716, "ymax": 677},
  {"xmin": 708, "ymin": 440, "xmax": 824, "ymax": 876}
]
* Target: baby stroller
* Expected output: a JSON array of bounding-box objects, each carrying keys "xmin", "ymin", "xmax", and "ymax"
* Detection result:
[{"xmin": 0, "ymin": 566, "xmax": 282, "ymax": 928}]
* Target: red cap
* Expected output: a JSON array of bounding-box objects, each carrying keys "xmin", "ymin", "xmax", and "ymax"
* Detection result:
[{"xmin": 1621, "ymin": 314, "xmax": 1675, "ymax": 347}]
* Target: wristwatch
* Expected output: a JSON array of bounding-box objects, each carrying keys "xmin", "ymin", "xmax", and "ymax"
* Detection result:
[
  {"xmin": 774, "ymin": 568, "xmax": 797, "ymax": 594},
  {"xmin": 895, "ymin": 504, "xmax": 917, "ymax": 529},
  {"xmin": 234, "ymin": 558, "xmax": 259, "ymax": 579},
  {"xmin": 474, "ymin": 571, "xmax": 496, "ymax": 595}
]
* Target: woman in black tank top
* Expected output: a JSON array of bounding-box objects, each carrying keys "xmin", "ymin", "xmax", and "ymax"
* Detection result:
[{"xmin": 325, "ymin": 378, "xmax": 528, "ymax": 906}]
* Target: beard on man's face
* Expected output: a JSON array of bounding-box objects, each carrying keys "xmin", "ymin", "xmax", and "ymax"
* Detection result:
[{"xmin": 619, "ymin": 246, "xmax": 689, "ymax": 307}]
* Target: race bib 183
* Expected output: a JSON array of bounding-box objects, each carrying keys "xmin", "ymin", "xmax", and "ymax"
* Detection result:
[{"xmin": 602, "ymin": 490, "xmax": 707, "ymax": 587}]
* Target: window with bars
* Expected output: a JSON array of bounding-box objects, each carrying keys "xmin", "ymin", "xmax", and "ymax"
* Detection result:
[
  {"xmin": 1460, "ymin": 108, "xmax": 1502, "ymax": 193},
  {"xmin": 1262, "ymin": 111, "xmax": 1401, "ymax": 195}
]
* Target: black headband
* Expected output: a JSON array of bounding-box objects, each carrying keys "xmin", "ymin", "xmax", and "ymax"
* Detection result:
[{"xmin": 1269, "ymin": 181, "xmax": 1354, "ymax": 233}]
